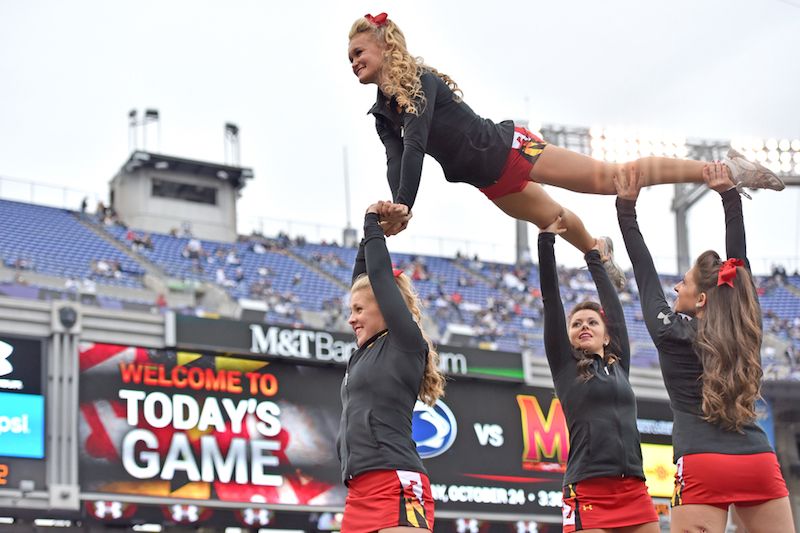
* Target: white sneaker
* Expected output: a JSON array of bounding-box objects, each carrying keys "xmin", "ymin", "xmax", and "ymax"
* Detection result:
[
  {"xmin": 596, "ymin": 236, "xmax": 626, "ymax": 291},
  {"xmin": 723, "ymin": 148, "xmax": 785, "ymax": 195}
]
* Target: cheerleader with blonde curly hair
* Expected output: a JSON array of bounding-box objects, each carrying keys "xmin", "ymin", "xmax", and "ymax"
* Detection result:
[
  {"xmin": 337, "ymin": 200, "xmax": 445, "ymax": 533},
  {"xmin": 347, "ymin": 13, "xmax": 784, "ymax": 290}
]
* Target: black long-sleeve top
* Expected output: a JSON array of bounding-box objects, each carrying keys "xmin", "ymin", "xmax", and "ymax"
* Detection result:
[
  {"xmin": 336, "ymin": 212, "xmax": 428, "ymax": 484},
  {"xmin": 616, "ymin": 190, "xmax": 772, "ymax": 461},
  {"xmin": 538, "ymin": 233, "xmax": 645, "ymax": 486},
  {"xmin": 369, "ymin": 71, "xmax": 515, "ymax": 210}
]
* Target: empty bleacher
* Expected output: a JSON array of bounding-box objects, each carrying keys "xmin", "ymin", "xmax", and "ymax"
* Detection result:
[
  {"xmin": 1, "ymin": 197, "xmax": 798, "ymax": 376},
  {"xmin": 0, "ymin": 199, "xmax": 145, "ymax": 288}
]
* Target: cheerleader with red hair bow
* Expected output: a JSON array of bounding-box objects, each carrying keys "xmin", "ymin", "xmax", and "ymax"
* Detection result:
[{"xmin": 615, "ymin": 162, "xmax": 793, "ymax": 532}]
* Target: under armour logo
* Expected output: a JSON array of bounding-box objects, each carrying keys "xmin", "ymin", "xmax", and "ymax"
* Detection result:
[
  {"xmin": 170, "ymin": 504, "xmax": 200, "ymax": 522},
  {"xmin": 0, "ymin": 340, "xmax": 13, "ymax": 377},
  {"xmin": 582, "ymin": 504, "xmax": 593, "ymax": 511},
  {"xmin": 93, "ymin": 501, "xmax": 123, "ymax": 519},
  {"xmin": 657, "ymin": 312, "xmax": 671, "ymax": 325},
  {"xmin": 242, "ymin": 507, "xmax": 271, "ymax": 526},
  {"xmin": 456, "ymin": 518, "xmax": 479, "ymax": 533}
]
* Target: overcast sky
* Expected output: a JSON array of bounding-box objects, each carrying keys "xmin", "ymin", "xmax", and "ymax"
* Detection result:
[{"xmin": 1, "ymin": 0, "xmax": 799, "ymax": 274}]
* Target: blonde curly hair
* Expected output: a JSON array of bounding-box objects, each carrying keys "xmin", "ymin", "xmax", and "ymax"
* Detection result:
[
  {"xmin": 349, "ymin": 15, "xmax": 462, "ymax": 116},
  {"xmin": 351, "ymin": 273, "xmax": 446, "ymax": 406}
]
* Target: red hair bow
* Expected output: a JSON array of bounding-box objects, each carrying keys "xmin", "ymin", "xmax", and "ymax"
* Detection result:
[
  {"xmin": 392, "ymin": 268, "xmax": 404, "ymax": 278},
  {"xmin": 365, "ymin": 12, "xmax": 388, "ymax": 27},
  {"xmin": 717, "ymin": 258, "xmax": 744, "ymax": 288}
]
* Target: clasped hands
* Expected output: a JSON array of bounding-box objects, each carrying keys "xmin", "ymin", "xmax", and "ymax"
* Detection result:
[{"xmin": 365, "ymin": 200, "xmax": 413, "ymax": 237}]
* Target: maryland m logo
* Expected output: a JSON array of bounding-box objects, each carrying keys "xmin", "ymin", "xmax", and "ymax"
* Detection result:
[{"xmin": 516, "ymin": 395, "xmax": 569, "ymax": 468}]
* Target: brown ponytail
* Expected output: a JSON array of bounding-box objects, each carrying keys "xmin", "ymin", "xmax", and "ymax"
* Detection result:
[{"xmin": 692, "ymin": 250, "xmax": 762, "ymax": 432}]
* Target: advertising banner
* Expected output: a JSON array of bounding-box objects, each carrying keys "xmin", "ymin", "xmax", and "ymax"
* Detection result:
[
  {"xmin": 0, "ymin": 335, "xmax": 46, "ymax": 488},
  {"xmin": 78, "ymin": 342, "xmax": 672, "ymax": 519},
  {"xmin": 174, "ymin": 315, "xmax": 525, "ymax": 382},
  {"xmin": 79, "ymin": 342, "xmax": 346, "ymax": 507}
]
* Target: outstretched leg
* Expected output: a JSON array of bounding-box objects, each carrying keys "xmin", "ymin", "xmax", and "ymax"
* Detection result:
[
  {"xmin": 531, "ymin": 144, "xmax": 705, "ymax": 194},
  {"xmin": 531, "ymin": 145, "xmax": 785, "ymax": 194},
  {"xmin": 493, "ymin": 181, "xmax": 627, "ymax": 289},
  {"xmin": 492, "ymin": 181, "xmax": 595, "ymax": 252}
]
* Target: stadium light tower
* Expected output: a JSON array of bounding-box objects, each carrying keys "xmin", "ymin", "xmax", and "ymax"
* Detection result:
[
  {"xmin": 127, "ymin": 108, "xmax": 161, "ymax": 152},
  {"xmin": 143, "ymin": 109, "xmax": 160, "ymax": 152},
  {"xmin": 342, "ymin": 146, "xmax": 357, "ymax": 247},
  {"xmin": 224, "ymin": 122, "xmax": 241, "ymax": 166}
]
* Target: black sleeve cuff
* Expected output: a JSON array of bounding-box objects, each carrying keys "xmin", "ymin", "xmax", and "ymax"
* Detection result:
[
  {"xmin": 538, "ymin": 232, "xmax": 556, "ymax": 245},
  {"xmin": 584, "ymin": 249, "xmax": 602, "ymax": 264},
  {"xmin": 720, "ymin": 187, "xmax": 741, "ymax": 204},
  {"xmin": 363, "ymin": 212, "xmax": 384, "ymax": 242},
  {"xmin": 616, "ymin": 197, "xmax": 637, "ymax": 215}
]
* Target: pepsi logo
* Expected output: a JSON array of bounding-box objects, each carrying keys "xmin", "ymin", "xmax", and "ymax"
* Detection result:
[{"xmin": 412, "ymin": 399, "xmax": 457, "ymax": 458}]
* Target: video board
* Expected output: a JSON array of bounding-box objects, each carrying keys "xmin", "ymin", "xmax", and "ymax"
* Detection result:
[{"xmin": 78, "ymin": 341, "xmax": 673, "ymax": 521}]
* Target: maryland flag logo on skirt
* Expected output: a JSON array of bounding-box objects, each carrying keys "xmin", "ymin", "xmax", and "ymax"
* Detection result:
[
  {"xmin": 511, "ymin": 128, "xmax": 547, "ymax": 165},
  {"xmin": 397, "ymin": 471, "xmax": 430, "ymax": 529}
]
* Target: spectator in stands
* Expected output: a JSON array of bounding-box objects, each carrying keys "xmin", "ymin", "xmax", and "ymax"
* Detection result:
[
  {"xmin": 91, "ymin": 259, "xmax": 114, "ymax": 278},
  {"xmin": 182, "ymin": 238, "xmax": 204, "ymax": 260},
  {"xmin": 339, "ymin": 201, "xmax": 443, "ymax": 532},
  {"xmin": 537, "ymin": 216, "xmax": 659, "ymax": 532},
  {"xmin": 127, "ymin": 232, "xmax": 153, "ymax": 253},
  {"xmin": 233, "ymin": 266, "xmax": 245, "ymax": 284},
  {"xmin": 65, "ymin": 277, "xmax": 80, "ymax": 299},
  {"xmin": 615, "ymin": 163, "xmax": 793, "ymax": 531},
  {"xmin": 771, "ymin": 264, "xmax": 788, "ymax": 285},
  {"xmin": 322, "ymin": 297, "xmax": 344, "ymax": 329},
  {"xmin": 13, "ymin": 257, "xmax": 35, "ymax": 271},
  {"xmin": 215, "ymin": 267, "xmax": 235, "ymax": 288},
  {"xmin": 248, "ymin": 279, "xmax": 266, "ymax": 299},
  {"xmin": 469, "ymin": 254, "xmax": 483, "ymax": 271},
  {"xmin": 502, "ymin": 269, "xmax": 525, "ymax": 292},
  {"xmin": 81, "ymin": 277, "xmax": 96, "ymax": 295},
  {"xmin": 180, "ymin": 222, "xmax": 193, "ymax": 237},
  {"xmin": 226, "ymin": 249, "xmax": 241, "ymax": 265},
  {"xmin": 411, "ymin": 261, "xmax": 428, "ymax": 281},
  {"xmin": 276, "ymin": 231, "xmax": 291, "ymax": 248}
]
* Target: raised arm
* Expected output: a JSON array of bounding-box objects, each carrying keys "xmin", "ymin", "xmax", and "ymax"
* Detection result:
[
  {"xmin": 362, "ymin": 210, "xmax": 424, "ymax": 351},
  {"xmin": 613, "ymin": 169, "xmax": 674, "ymax": 344},
  {"xmin": 722, "ymin": 188, "xmax": 748, "ymax": 268},
  {"xmin": 705, "ymin": 162, "xmax": 749, "ymax": 269},
  {"xmin": 537, "ymin": 230, "xmax": 573, "ymax": 379},
  {"xmin": 351, "ymin": 239, "xmax": 366, "ymax": 285},
  {"xmin": 585, "ymin": 249, "xmax": 631, "ymax": 373}
]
